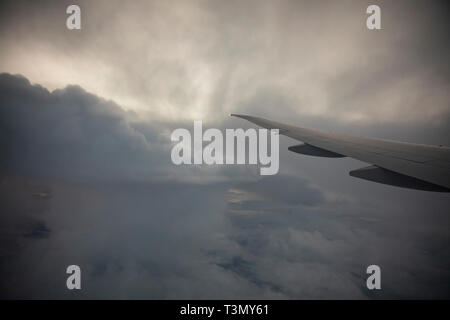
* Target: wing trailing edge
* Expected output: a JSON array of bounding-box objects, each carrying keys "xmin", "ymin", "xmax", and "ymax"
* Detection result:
[{"xmin": 288, "ymin": 143, "xmax": 345, "ymax": 158}]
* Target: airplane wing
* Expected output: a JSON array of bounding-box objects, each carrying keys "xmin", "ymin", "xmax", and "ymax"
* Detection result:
[{"xmin": 230, "ymin": 114, "xmax": 450, "ymax": 192}]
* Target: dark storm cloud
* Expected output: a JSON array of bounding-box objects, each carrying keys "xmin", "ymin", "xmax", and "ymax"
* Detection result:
[{"xmin": 0, "ymin": 73, "xmax": 168, "ymax": 182}]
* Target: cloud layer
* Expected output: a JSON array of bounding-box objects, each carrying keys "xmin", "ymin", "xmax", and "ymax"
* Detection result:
[
  {"xmin": 1, "ymin": 73, "xmax": 449, "ymax": 299},
  {"xmin": 0, "ymin": 0, "xmax": 449, "ymax": 124}
]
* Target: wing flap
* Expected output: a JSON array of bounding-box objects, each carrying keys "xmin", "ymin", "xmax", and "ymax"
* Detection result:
[{"xmin": 349, "ymin": 165, "xmax": 449, "ymax": 192}]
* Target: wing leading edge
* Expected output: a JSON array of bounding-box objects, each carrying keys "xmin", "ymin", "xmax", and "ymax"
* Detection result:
[{"xmin": 230, "ymin": 114, "xmax": 450, "ymax": 192}]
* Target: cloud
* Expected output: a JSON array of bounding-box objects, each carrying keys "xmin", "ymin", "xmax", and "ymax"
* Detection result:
[
  {"xmin": 0, "ymin": 73, "xmax": 171, "ymax": 182},
  {"xmin": 0, "ymin": 0, "xmax": 449, "ymax": 124},
  {"xmin": 0, "ymin": 72, "xmax": 449, "ymax": 299}
]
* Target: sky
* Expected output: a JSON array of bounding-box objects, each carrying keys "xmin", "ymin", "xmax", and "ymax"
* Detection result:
[{"xmin": 0, "ymin": 0, "xmax": 449, "ymax": 299}]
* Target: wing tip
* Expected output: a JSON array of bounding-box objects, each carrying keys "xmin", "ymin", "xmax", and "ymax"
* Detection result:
[{"xmin": 228, "ymin": 113, "xmax": 249, "ymax": 119}]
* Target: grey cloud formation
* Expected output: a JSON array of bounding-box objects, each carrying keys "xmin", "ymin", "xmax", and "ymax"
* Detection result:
[
  {"xmin": 0, "ymin": 73, "xmax": 168, "ymax": 182},
  {"xmin": 0, "ymin": 0, "xmax": 449, "ymax": 124},
  {"xmin": 1, "ymin": 73, "xmax": 449, "ymax": 299},
  {"xmin": 0, "ymin": 0, "xmax": 449, "ymax": 300}
]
